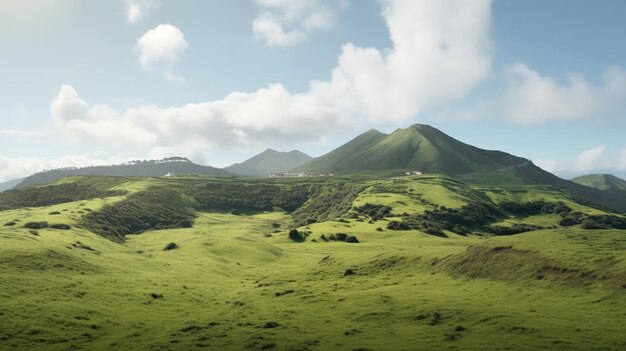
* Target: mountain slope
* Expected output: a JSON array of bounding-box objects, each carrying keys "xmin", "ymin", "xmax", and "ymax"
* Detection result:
[
  {"xmin": 0, "ymin": 178, "xmax": 25, "ymax": 193},
  {"xmin": 226, "ymin": 149, "xmax": 312, "ymax": 177},
  {"xmin": 297, "ymin": 124, "xmax": 528, "ymax": 176},
  {"xmin": 15, "ymin": 157, "xmax": 231, "ymax": 189},
  {"xmin": 297, "ymin": 124, "xmax": 626, "ymax": 212},
  {"xmin": 571, "ymin": 174, "xmax": 626, "ymax": 191}
]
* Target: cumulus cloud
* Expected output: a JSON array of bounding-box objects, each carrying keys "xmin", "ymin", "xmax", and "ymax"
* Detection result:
[
  {"xmin": 48, "ymin": 0, "xmax": 492, "ymax": 159},
  {"xmin": 252, "ymin": 0, "xmax": 346, "ymax": 47},
  {"xmin": 136, "ymin": 24, "xmax": 188, "ymax": 81},
  {"xmin": 124, "ymin": 0, "xmax": 160, "ymax": 24},
  {"xmin": 503, "ymin": 64, "xmax": 626, "ymax": 123}
]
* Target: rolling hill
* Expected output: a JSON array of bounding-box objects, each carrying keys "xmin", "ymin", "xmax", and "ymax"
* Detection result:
[
  {"xmin": 1, "ymin": 174, "xmax": 625, "ymax": 350},
  {"xmin": 225, "ymin": 149, "xmax": 312, "ymax": 177},
  {"xmin": 572, "ymin": 174, "xmax": 626, "ymax": 191},
  {"xmin": 15, "ymin": 157, "xmax": 231, "ymax": 189}
]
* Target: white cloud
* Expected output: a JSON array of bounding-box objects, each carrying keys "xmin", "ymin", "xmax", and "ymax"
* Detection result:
[
  {"xmin": 575, "ymin": 146, "xmax": 606, "ymax": 172},
  {"xmin": 48, "ymin": 0, "xmax": 492, "ymax": 157},
  {"xmin": 136, "ymin": 24, "xmax": 188, "ymax": 81},
  {"xmin": 504, "ymin": 64, "xmax": 626, "ymax": 124},
  {"xmin": 252, "ymin": 0, "xmax": 346, "ymax": 47},
  {"xmin": 124, "ymin": 0, "xmax": 160, "ymax": 24},
  {"xmin": 534, "ymin": 146, "xmax": 626, "ymax": 176}
]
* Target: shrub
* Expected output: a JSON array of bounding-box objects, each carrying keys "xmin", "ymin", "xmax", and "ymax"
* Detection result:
[
  {"xmin": 319, "ymin": 234, "xmax": 329, "ymax": 242},
  {"xmin": 163, "ymin": 242, "xmax": 179, "ymax": 251},
  {"xmin": 29, "ymin": 230, "xmax": 39, "ymax": 236},
  {"xmin": 229, "ymin": 209, "xmax": 241, "ymax": 215},
  {"xmin": 376, "ymin": 227, "xmax": 383, "ymax": 232},
  {"xmin": 49, "ymin": 211, "xmax": 61, "ymax": 215},
  {"xmin": 345, "ymin": 235, "xmax": 360, "ymax": 243},
  {"xmin": 288, "ymin": 229, "xmax": 306, "ymax": 242},
  {"xmin": 3, "ymin": 221, "xmax": 16, "ymax": 227},
  {"xmin": 334, "ymin": 233, "xmax": 349, "ymax": 241},
  {"xmin": 387, "ymin": 221, "xmax": 410, "ymax": 230},
  {"xmin": 344, "ymin": 269, "xmax": 357, "ymax": 276},
  {"xmin": 24, "ymin": 222, "xmax": 48, "ymax": 229}
]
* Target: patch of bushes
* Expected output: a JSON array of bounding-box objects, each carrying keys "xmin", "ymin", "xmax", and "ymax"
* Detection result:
[
  {"xmin": 0, "ymin": 182, "xmax": 125, "ymax": 211},
  {"xmin": 3, "ymin": 221, "xmax": 16, "ymax": 227},
  {"xmin": 484, "ymin": 224, "xmax": 544, "ymax": 236},
  {"xmin": 292, "ymin": 183, "xmax": 364, "ymax": 226},
  {"xmin": 499, "ymin": 201, "xmax": 571, "ymax": 216},
  {"xmin": 24, "ymin": 221, "xmax": 48, "ymax": 229},
  {"xmin": 191, "ymin": 182, "xmax": 310, "ymax": 213},
  {"xmin": 49, "ymin": 211, "xmax": 61, "ymax": 215},
  {"xmin": 319, "ymin": 233, "xmax": 359, "ymax": 243},
  {"xmin": 353, "ymin": 203, "xmax": 392, "ymax": 221},
  {"xmin": 387, "ymin": 221, "xmax": 410, "ymax": 230},
  {"xmin": 80, "ymin": 187, "xmax": 196, "ymax": 242}
]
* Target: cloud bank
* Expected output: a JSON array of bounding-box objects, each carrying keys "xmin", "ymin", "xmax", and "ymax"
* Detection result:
[{"xmin": 52, "ymin": 0, "xmax": 492, "ymax": 156}]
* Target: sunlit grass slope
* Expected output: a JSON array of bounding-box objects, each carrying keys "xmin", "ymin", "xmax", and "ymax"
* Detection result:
[{"xmin": 0, "ymin": 175, "xmax": 625, "ymax": 351}]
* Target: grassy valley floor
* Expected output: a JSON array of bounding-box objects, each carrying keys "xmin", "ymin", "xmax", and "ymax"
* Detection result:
[{"xmin": 0, "ymin": 176, "xmax": 625, "ymax": 350}]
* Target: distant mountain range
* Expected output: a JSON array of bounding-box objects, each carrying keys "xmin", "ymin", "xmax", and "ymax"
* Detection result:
[
  {"xmin": 14, "ymin": 157, "xmax": 230, "ymax": 189},
  {"xmin": 572, "ymin": 174, "xmax": 626, "ymax": 191},
  {"xmin": 4, "ymin": 124, "xmax": 626, "ymax": 212},
  {"xmin": 0, "ymin": 178, "xmax": 25, "ymax": 192},
  {"xmin": 225, "ymin": 149, "xmax": 312, "ymax": 177}
]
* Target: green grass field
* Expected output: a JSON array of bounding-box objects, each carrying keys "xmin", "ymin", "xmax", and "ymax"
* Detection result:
[{"xmin": 0, "ymin": 175, "xmax": 625, "ymax": 350}]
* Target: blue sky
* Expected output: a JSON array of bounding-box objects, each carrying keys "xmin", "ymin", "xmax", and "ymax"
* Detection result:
[{"xmin": 1, "ymin": 0, "xmax": 625, "ymax": 181}]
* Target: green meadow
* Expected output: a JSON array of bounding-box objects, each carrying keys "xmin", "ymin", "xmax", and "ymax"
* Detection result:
[{"xmin": 0, "ymin": 175, "xmax": 625, "ymax": 350}]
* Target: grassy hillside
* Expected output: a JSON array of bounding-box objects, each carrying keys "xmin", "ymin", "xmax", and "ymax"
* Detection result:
[
  {"xmin": 296, "ymin": 124, "xmax": 528, "ymax": 176},
  {"xmin": 572, "ymin": 174, "xmax": 626, "ymax": 191},
  {"xmin": 0, "ymin": 175, "xmax": 625, "ymax": 350},
  {"xmin": 226, "ymin": 149, "xmax": 312, "ymax": 177}
]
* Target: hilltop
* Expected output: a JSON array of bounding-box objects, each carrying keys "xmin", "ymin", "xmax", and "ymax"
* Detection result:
[
  {"xmin": 225, "ymin": 149, "xmax": 312, "ymax": 177},
  {"xmin": 296, "ymin": 124, "xmax": 626, "ymax": 212},
  {"xmin": 572, "ymin": 174, "xmax": 626, "ymax": 191},
  {"xmin": 15, "ymin": 157, "xmax": 230, "ymax": 189}
]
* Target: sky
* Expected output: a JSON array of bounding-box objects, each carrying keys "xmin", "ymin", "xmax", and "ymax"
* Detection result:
[{"xmin": 1, "ymin": 0, "xmax": 626, "ymax": 182}]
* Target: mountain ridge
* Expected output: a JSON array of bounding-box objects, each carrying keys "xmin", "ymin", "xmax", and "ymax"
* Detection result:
[
  {"xmin": 226, "ymin": 148, "xmax": 312, "ymax": 177},
  {"xmin": 15, "ymin": 157, "xmax": 230, "ymax": 189},
  {"xmin": 571, "ymin": 174, "xmax": 626, "ymax": 191}
]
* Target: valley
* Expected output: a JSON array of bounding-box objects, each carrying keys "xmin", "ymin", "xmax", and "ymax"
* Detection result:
[{"xmin": 1, "ymin": 174, "xmax": 625, "ymax": 350}]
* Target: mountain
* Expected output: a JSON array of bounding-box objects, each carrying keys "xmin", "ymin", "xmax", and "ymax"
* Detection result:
[
  {"xmin": 296, "ymin": 123, "xmax": 626, "ymax": 212},
  {"xmin": 226, "ymin": 149, "xmax": 312, "ymax": 177},
  {"xmin": 571, "ymin": 174, "xmax": 626, "ymax": 191},
  {"xmin": 15, "ymin": 157, "xmax": 231, "ymax": 189},
  {"xmin": 296, "ymin": 124, "xmax": 528, "ymax": 176},
  {"xmin": 0, "ymin": 178, "xmax": 25, "ymax": 193}
]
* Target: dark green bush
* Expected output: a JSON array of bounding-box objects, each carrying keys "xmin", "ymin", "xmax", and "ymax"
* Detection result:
[
  {"xmin": 49, "ymin": 211, "xmax": 61, "ymax": 215},
  {"xmin": 387, "ymin": 221, "xmax": 410, "ymax": 230},
  {"xmin": 163, "ymin": 242, "xmax": 179, "ymax": 251},
  {"xmin": 345, "ymin": 235, "xmax": 360, "ymax": 243},
  {"xmin": 24, "ymin": 222, "xmax": 48, "ymax": 229},
  {"xmin": 288, "ymin": 229, "xmax": 306, "ymax": 242},
  {"xmin": 3, "ymin": 221, "xmax": 16, "ymax": 227}
]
